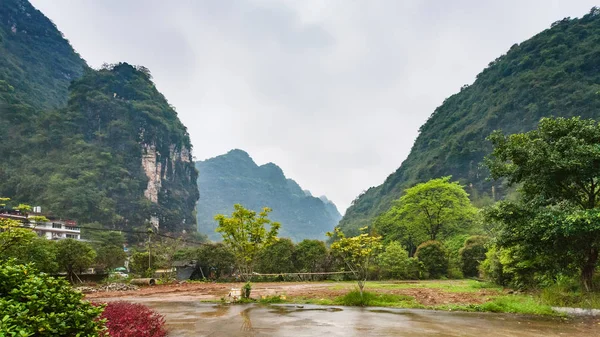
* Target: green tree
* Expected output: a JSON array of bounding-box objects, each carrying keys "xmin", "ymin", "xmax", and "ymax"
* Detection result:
[
  {"xmin": 129, "ymin": 251, "xmax": 161, "ymax": 275},
  {"xmin": 4, "ymin": 237, "xmax": 59, "ymax": 274},
  {"xmin": 373, "ymin": 206, "xmax": 428, "ymax": 257},
  {"xmin": 377, "ymin": 241, "xmax": 411, "ymax": 279},
  {"xmin": 415, "ymin": 241, "xmax": 449, "ymax": 279},
  {"xmin": 196, "ymin": 243, "xmax": 235, "ymax": 279},
  {"xmin": 256, "ymin": 238, "xmax": 296, "ymax": 274},
  {"xmin": 56, "ymin": 239, "xmax": 96, "ymax": 283},
  {"xmin": 459, "ymin": 235, "xmax": 489, "ymax": 277},
  {"xmin": 196, "ymin": 243, "xmax": 234, "ymax": 279},
  {"xmin": 0, "ymin": 198, "xmax": 47, "ymax": 256},
  {"xmin": 328, "ymin": 227, "xmax": 382, "ymax": 297},
  {"xmin": 294, "ymin": 239, "xmax": 329, "ymax": 280},
  {"xmin": 390, "ymin": 177, "xmax": 477, "ymax": 242},
  {"xmin": 486, "ymin": 117, "xmax": 600, "ymax": 291},
  {"xmin": 215, "ymin": 204, "xmax": 280, "ymax": 281},
  {"xmin": 0, "ymin": 260, "xmax": 105, "ymax": 336},
  {"xmin": 93, "ymin": 231, "xmax": 127, "ymax": 271}
]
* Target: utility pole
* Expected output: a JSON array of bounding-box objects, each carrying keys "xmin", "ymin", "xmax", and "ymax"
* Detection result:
[{"xmin": 147, "ymin": 228, "xmax": 153, "ymax": 271}]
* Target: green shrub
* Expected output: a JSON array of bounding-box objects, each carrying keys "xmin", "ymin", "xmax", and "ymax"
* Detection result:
[
  {"xmin": 335, "ymin": 291, "xmax": 377, "ymax": 306},
  {"xmin": 405, "ymin": 257, "xmax": 425, "ymax": 279},
  {"xmin": 334, "ymin": 290, "xmax": 418, "ymax": 307},
  {"xmin": 0, "ymin": 260, "xmax": 105, "ymax": 336},
  {"xmin": 459, "ymin": 236, "xmax": 489, "ymax": 277},
  {"xmin": 376, "ymin": 241, "xmax": 411, "ymax": 279},
  {"xmin": 415, "ymin": 241, "xmax": 448, "ymax": 278},
  {"xmin": 540, "ymin": 276, "xmax": 600, "ymax": 309}
]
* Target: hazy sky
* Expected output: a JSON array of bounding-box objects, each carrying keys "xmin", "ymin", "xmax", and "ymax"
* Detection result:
[{"xmin": 31, "ymin": 0, "xmax": 598, "ymax": 214}]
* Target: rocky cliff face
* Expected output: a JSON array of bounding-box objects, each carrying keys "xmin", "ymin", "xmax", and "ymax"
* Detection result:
[
  {"xmin": 0, "ymin": 1, "xmax": 199, "ymax": 234},
  {"xmin": 196, "ymin": 149, "xmax": 342, "ymax": 241}
]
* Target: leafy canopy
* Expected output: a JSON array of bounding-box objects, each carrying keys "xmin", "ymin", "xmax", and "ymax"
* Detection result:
[
  {"xmin": 56, "ymin": 239, "xmax": 96, "ymax": 283},
  {"xmin": 486, "ymin": 117, "xmax": 600, "ymax": 290},
  {"xmin": 215, "ymin": 204, "xmax": 280, "ymax": 280},
  {"xmin": 328, "ymin": 227, "xmax": 382, "ymax": 296},
  {"xmin": 376, "ymin": 177, "xmax": 477, "ymax": 249}
]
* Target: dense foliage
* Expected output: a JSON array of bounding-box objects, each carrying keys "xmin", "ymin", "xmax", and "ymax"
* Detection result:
[
  {"xmin": 459, "ymin": 236, "xmax": 489, "ymax": 277},
  {"xmin": 373, "ymin": 177, "xmax": 476, "ymax": 256},
  {"xmin": 0, "ymin": 260, "xmax": 105, "ymax": 336},
  {"xmin": 485, "ymin": 117, "xmax": 600, "ymax": 291},
  {"xmin": 415, "ymin": 241, "xmax": 449, "ymax": 279},
  {"xmin": 56, "ymin": 238, "xmax": 96, "ymax": 282},
  {"xmin": 196, "ymin": 149, "xmax": 341, "ymax": 241},
  {"xmin": 99, "ymin": 301, "xmax": 166, "ymax": 337},
  {"xmin": 340, "ymin": 7, "xmax": 600, "ymax": 235}
]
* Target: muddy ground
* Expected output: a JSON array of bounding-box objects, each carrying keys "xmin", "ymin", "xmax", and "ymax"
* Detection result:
[{"xmin": 86, "ymin": 281, "xmax": 499, "ymax": 306}]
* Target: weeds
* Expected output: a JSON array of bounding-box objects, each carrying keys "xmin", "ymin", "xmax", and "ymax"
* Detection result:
[
  {"xmin": 333, "ymin": 290, "xmax": 421, "ymax": 308},
  {"xmin": 437, "ymin": 296, "xmax": 557, "ymax": 315}
]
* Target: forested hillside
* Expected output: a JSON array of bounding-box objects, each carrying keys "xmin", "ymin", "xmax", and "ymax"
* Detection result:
[
  {"xmin": 340, "ymin": 8, "xmax": 600, "ymax": 235},
  {"xmin": 0, "ymin": 0, "xmax": 198, "ymax": 233},
  {"xmin": 196, "ymin": 149, "xmax": 342, "ymax": 241}
]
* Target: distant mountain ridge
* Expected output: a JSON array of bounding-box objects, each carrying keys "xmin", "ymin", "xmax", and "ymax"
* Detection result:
[
  {"xmin": 196, "ymin": 149, "xmax": 342, "ymax": 241},
  {"xmin": 339, "ymin": 7, "xmax": 600, "ymax": 235}
]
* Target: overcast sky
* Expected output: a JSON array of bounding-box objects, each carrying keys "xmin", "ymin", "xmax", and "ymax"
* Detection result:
[{"xmin": 31, "ymin": 0, "xmax": 598, "ymax": 214}]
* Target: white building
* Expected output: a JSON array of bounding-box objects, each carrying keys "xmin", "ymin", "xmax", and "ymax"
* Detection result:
[
  {"xmin": 26, "ymin": 219, "xmax": 81, "ymax": 240},
  {"xmin": 0, "ymin": 208, "xmax": 82, "ymax": 240}
]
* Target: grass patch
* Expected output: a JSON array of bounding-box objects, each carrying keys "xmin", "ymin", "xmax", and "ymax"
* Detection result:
[
  {"xmin": 333, "ymin": 290, "xmax": 422, "ymax": 308},
  {"xmin": 540, "ymin": 286, "xmax": 600, "ymax": 309},
  {"xmin": 437, "ymin": 295, "xmax": 557, "ymax": 316},
  {"xmin": 368, "ymin": 280, "xmax": 501, "ymax": 293},
  {"xmin": 259, "ymin": 295, "xmax": 287, "ymax": 304}
]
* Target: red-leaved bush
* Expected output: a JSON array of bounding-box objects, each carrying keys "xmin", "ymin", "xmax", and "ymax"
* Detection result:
[{"xmin": 99, "ymin": 301, "xmax": 167, "ymax": 337}]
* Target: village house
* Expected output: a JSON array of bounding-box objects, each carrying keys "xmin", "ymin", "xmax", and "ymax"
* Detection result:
[{"xmin": 0, "ymin": 207, "xmax": 82, "ymax": 240}]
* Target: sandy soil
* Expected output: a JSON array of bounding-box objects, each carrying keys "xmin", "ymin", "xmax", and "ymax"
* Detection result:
[{"xmin": 86, "ymin": 281, "xmax": 499, "ymax": 306}]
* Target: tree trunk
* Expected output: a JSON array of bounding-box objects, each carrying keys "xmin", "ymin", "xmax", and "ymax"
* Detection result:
[
  {"xmin": 581, "ymin": 247, "xmax": 598, "ymax": 292},
  {"xmin": 358, "ymin": 280, "xmax": 365, "ymax": 298}
]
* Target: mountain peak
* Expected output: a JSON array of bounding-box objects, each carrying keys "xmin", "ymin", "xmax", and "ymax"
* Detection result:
[{"xmin": 196, "ymin": 150, "xmax": 342, "ymax": 241}]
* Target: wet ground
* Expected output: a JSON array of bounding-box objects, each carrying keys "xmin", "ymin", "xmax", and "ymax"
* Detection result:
[{"xmin": 136, "ymin": 301, "xmax": 600, "ymax": 336}]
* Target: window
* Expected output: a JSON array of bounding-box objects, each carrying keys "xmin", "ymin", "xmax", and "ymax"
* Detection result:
[
  {"xmin": 66, "ymin": 234, "xmax": 78, "ymax": 239},
  {"xmin": 52, "ymin": 223, "xmax": 62, "ymax": 229},
  {"xmin": 65, "ymin": 226, "xmax": 80, "ymax": 231}
]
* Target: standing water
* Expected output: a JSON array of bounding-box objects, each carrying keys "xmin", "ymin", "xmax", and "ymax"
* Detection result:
[{"xmin": 135, "ymin": 301, "xmax": 600, "ymax": 336}]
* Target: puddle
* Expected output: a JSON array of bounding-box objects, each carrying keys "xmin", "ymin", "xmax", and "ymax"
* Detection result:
[{"xmin": 135, "ymin": 301, "xmax": 600, "ymax": 337}]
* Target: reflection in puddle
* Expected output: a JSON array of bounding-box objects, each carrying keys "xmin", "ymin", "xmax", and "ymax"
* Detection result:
[
  {"xmin": 240, "ymin": 307, "xmax": 255, "ymax": 334},
  {"xmin": 139, "ymin": 302, "xmax": 599, "ymax": 337},
  {"xmin": 201, "ymin": 304, "xmax": 231, "ymax": 317}
]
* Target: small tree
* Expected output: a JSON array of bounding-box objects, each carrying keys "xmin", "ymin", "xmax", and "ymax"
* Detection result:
[
  {"xmin": 256, "ymin": 238, "xmax": 296, "ymax": 274},
  {"xmin": 56, "ymin": 238, "xmax": 96, "ymax": 283},
  {"xmin": 294, "ymin": 239, "xmax": 328, "ymax": 280},
  {"xmin": 94, "ymin": 231, "xmax": 127, "ymax": 271},
  {"xmin": 215, "ymin": 204, "xmax": 280, "ymax": 281},
  {"xmin": 459, "ymin": 236, "xmax": 489, "ymax": 277},
  {"xmin": 0, "ymin": 198, "xmax": 48, "ymax": 256},
  {"xmin": 377, "ymin": 241, "xmax": 411, "ymax": 279},
  {"xmin": 415, "ymin": 241, "xmax": 448, "ymax": 279},
  {"xmin": 196, "ymin": 243, "xmax": 235, "ymax": 279},
  {"xmin": 328, "ymin": 227, "xmax": 382, "ymax": 297}
]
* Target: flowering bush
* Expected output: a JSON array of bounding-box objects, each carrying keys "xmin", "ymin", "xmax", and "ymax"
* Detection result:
[{"xmin": 100, "ymin": 301, "xmax": 167, "ymax": 337}]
